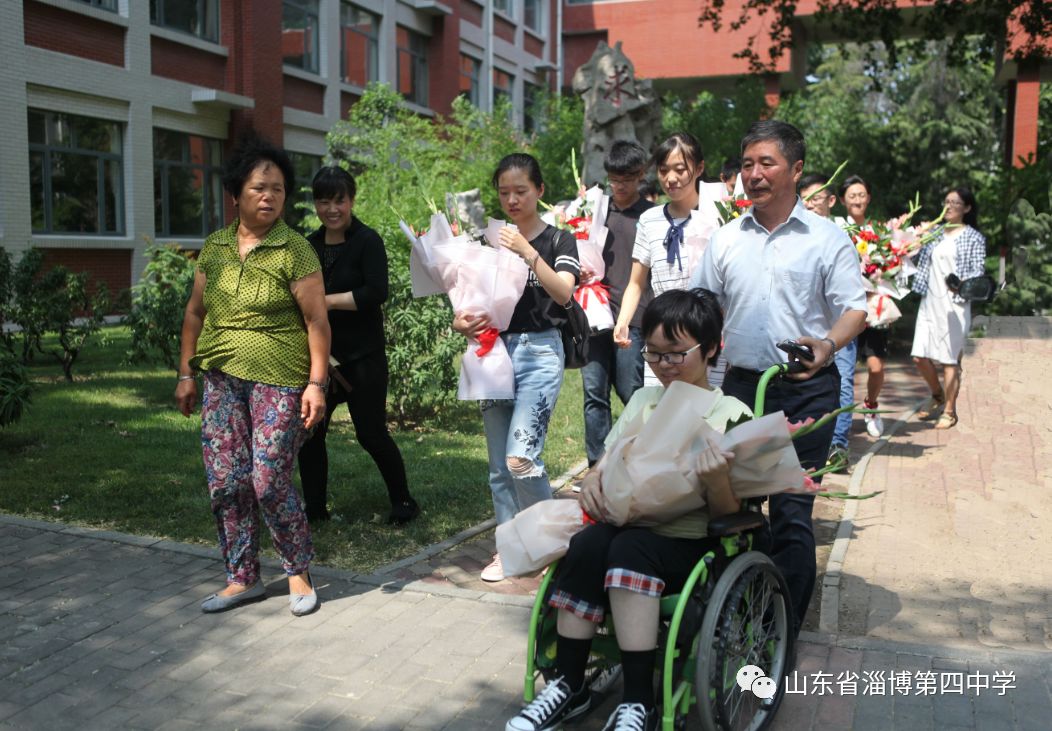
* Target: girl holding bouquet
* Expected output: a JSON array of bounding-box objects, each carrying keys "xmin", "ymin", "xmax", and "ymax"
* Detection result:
[
  {"xmin": 612, "ymin": 133, "xmax": 710, "ymax": 387},
  {"xmin": 910, "ymin": 187, "xmax": 986, "ymax": 430},
  {"xmin": 838, "ymin": 175, "xmax": 888, "ymax": 438},
  {"xmin": 453, "ymin": 153, "xmax": 580, "ymax": 582},
  {"xmin": 505, "ymin": 289, "xmax": 751, "ymax": 731}
]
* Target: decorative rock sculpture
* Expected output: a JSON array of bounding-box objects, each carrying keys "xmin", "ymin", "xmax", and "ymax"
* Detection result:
[{"xmin": 572, "ymin": 41, "xmax": 662, "ymax": 187}]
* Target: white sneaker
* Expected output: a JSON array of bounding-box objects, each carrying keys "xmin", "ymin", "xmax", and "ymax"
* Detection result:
[
  {"xmin": 601, "ymin": 703, "xmax": 657, "ymax": 731},
  {"xmin": 864, "ymin": 412, "xmax": 884, "ymax": 438},
  {"xmin": 505, "ymin": 676, "xmax": 591, "ymax": 731},
  {"xmin": 481, "ymin": 553, "xmax": 505, "ymax": 582}
]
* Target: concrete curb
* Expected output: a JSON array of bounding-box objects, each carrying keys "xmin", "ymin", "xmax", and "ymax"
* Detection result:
[
  {"xmin": 818, "ymin": 399, "xmax": 927, "ymax": 635},
  {"xmin": 366, "ymin": 457, "xmax": 589, "ymax": 578},
  {"xmin": 799, "ymin": 629, "xmax": 1052, "ymax": 664},
  {"xmin": 0, "ymin": 458, "xmax": 590, "ymax": 608}
]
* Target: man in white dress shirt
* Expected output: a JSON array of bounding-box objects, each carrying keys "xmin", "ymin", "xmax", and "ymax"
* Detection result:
[{"xmin": 691, "ymin": 120, "xmax": 867, "ymax": 635}]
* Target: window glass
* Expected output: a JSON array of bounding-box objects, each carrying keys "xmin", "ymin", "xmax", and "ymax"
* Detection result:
[
  {"xmin": 28, "ymin": 110, "xmax": 124, "ymax": 235},
  {"xmin": 150, "ymin": 0, "xmax": 220, "ymax": 43},
  {"xmin": 153, "ymin": 129, "xmax": 223, "ymax": 238},
  {"xmin": 524, "ymin": 82, "xmax": 543, "ymax": 134},
  {"xmin": 459, "ymin": 55, "xmax": 480, "ymax": 106},
  {"xmin": 396, "ymin": 27, "xmax": 429, "ymax": 107},
  {"xmin": 524, "ymin": 0, "xmax": 542, "ymax": 31},
  {"xmin": 493, "ymin": 69, "xmax": 514, "ymax": 106},
  {"xmin": 494, "ymin": 0, "xmax": 513, "ymax": 16},
  {"xmin": 282, "ymin": 0, "xmax": 320, "ymax": 73},
  {"xmin": 341, "ymin": 3, "xmax": 379, "ymax": 87},
  {"xmin": 285, "ymin": 152, "xmax": 322, "ymax": 233}
]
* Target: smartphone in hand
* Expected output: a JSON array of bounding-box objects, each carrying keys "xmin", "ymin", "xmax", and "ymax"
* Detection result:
[{"xmin": 777, "ymin": 339, "xmax": 816, "ymax": 363}]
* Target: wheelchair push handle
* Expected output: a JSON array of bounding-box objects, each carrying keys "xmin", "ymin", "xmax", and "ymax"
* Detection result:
[{"xmin": 753, "ymin": 361, "xmax": 807, "ymax": 415}]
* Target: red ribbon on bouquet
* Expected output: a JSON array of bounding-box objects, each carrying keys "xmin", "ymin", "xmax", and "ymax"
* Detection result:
[
  {"xmin": 875, "ymin": 295, "xmax": 887, "ymax": 317},
  {"xmin": 475, "ymin": 327, "xmax": 500, "ymax": 357},
  {"xmin": 573, "ymin": 281, "xmax": 610, "ymax": 310}
]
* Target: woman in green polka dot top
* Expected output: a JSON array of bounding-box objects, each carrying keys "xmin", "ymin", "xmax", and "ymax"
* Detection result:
[{"xmin": 174, "ymin": 133, "xmax": 331, "ymax": 617}]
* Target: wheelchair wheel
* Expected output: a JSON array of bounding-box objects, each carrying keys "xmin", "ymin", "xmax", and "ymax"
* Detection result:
[{"xmin": 695, "ymin": 552, "xmax": 793, "ymax": 731}]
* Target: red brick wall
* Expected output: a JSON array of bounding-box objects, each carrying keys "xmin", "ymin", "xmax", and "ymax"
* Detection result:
[
  {"xmin": 524, "ymin": 33, "xmax": 543, "ymax": 59},
  {"xmin": 429, "ymin": 13, "xmax": 461, "ymax": 115},
  {"xmin": 1010, "ymin": 62, "xmax": 1042, "ymax": 165},
  {"xmin": 151, "ymin": 37, "xmax": 228, "ymax": 89},
  {"xmin": 341, "ymin": 90, "xmax": 361, "ymax": 120},
  {"xmin": 223, "ymin": 0, "xmax": 285, "ymax": 146},
  {"xmin": 494, "ymin": 15, "xmax": 515, "ymax": 44},
  {"xmin": 39, "ymin": 248, "xmax": 133, "ymax": 303},
  {"xmin": 460, "ymin": 0, "xmax": 483, "ymax": 27},
  {"xmin": 283, "ymin": 73, "xmax": 325, "ymax": 113},
  {"xmin": 562, "ymin": 0, "xmax": 794, "ymax": 81},
  {"xmin": 24, "ymin": 0, "xmax": 124, "ymax": 67},
  {"xmin": 563, "ymin": 33, "xmax": 608, "ymax": 89}
]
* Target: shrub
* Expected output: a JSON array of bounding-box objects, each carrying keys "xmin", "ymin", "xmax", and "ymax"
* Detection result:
[
  {"xmin": 0, "ymin": 349, "xmax": 31, "ymax": 427},
  {"xmin": 11, "ymin": 248, "xmax": 47, "ymax": 362},
  {"xmin": 324, "ymin": 85, "xmax": 523, "ymax": 424},
  {"xmin": 35, "ymin": 267, "xmax": 110, "ymax": 381},
  {"xmin": 125, "ymin": 245, "xmax": 196, "ymax": 369},
  {"xmin": 0, "ymin": 248, "xmax": 14, "ymax": 355}
]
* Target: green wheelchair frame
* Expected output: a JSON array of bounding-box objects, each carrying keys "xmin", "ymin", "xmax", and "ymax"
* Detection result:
[{"xmin": 522, "ymin": 363, "xmax": 799, "ymax": 731}]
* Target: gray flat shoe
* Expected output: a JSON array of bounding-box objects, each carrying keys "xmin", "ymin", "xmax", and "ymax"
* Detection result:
[
  {"xmin": 289, "ymin": 573, "xmax": 318, "ymax": 616},
  {"xmin": 201, "ymin": 582, "xmax": 266, "ymax": 613}
]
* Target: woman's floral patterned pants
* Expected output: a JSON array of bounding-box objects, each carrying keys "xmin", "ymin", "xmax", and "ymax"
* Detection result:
[{"xmin": 200, "ymin": 370, "xmax": 314, "ymax": 585}]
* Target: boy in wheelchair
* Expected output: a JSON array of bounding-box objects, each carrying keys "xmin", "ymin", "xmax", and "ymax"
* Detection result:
[{"xmin": 507, "ymin": 289, "xmax": 753, "ymax": 731}]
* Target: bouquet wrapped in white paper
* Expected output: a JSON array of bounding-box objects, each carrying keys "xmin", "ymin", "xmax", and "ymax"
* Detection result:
[
  {"xmin": 496, "ymin": 500, "xmax": 590, "ymax": 577},
  {"xmin": 494, "ymin": 383, "xmax": 879, "ymax": 578},
  {"xmin": 564, "ymin": 186, "xmax": 615, "ymax": 332},
  {"xmin": 405, "ymin": 213, "xmax": 529, "ymax": 400}
]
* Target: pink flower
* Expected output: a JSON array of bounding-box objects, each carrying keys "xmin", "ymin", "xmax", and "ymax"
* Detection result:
[{"xmin": 786, "ymin": 417, "xmax": 815, "ymax": 435}]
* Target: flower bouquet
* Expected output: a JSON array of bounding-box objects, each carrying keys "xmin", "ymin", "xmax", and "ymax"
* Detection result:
[
  {"xmin": 496, "ymin": 382, "xmax": 879, "ymax": 577},
  {"xmin": 847, "ymin": 195, "xmax": 948, "ymax": 326},
  {"xmin": 402, "ymin": 208, "xmax": 529, "ymax": 400},
  {"xmin": 549, "ymin": 150, "xmax": 614, "ymax": 331},
  {"xmin": 713, "ymin": 194, "xmax": 754, "ymax": 226}
]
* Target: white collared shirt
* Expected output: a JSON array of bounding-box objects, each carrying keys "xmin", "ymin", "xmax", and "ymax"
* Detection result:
[
  {"xmin": 634, "ymin": 205, "xmax": 717, "ymax": 296},
  {"xmin": 691, "ymin": 198, "xmax": 867, "ymax": 371}
]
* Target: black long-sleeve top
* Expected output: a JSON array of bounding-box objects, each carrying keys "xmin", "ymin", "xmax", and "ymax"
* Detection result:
[{"xmin": 307, "ymin": 218, "xmax": 388, "ymax": 363}]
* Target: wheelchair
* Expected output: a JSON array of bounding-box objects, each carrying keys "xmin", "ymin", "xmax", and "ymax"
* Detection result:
[{"xmin": 522, "ymin": 363, "xmax": 801, "ymax": 731}]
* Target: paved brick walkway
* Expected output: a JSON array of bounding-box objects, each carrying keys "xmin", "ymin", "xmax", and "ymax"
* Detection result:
[{"xmin": 2, "ymin": 316, "xmax": 1050, "ymax": 730}]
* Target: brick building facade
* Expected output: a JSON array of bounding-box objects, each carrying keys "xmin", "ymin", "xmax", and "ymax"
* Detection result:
[
  {"xmin": 1, "ymin": 0, "xmax": 561, "ymax": 292},
  {"xmin": 1, "ymin": 1, "xmax": 1045, "ymax": 296}
]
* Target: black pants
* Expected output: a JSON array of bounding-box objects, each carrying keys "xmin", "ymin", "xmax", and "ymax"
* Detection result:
[
  {"xmin": 551, "ymin": 523, "xmax": 721, "ymax": 623},
  {"xmin": 297, "ymin": 353, "xmax": 411, "ymax": 520},
  {"xmin": 722, "ymin": 365, "xmax": 839, "ymax": 634}
]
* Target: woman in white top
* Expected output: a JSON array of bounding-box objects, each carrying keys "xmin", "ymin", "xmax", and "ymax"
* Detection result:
[
  {"xmin": 613, "ymin": 132, "xmax": 713, "ymax": 386},
  {"xmin": 910, "ymin": 186, "xmax": 987, "ymax": 430}
]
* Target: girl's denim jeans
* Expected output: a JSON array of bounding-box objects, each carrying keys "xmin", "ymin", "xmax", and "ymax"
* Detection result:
[{"xmin": 481, "ymin": 329, "xmax": 565, "ymax": 525}]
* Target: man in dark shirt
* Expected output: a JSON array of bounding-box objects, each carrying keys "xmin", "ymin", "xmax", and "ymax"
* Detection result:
[{"xmin": 581, "ymin": 140, "xmax": 654, "ymax": 466}]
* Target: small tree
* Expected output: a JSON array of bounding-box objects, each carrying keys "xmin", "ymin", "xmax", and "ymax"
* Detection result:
[
  {"xmin": 125, "ymin": 244, "xmax": 196, "ymax": 369},
  {"xmin": 12, "ymin": 248, "xmax": 48, "ymax": 363},
  {"xmin": 325, "ymin": 85, "xmax": 523, "ymax": 424},
  {"xmin": 36, "ymin": 266, "xmax": 110, "ymax": 382}
]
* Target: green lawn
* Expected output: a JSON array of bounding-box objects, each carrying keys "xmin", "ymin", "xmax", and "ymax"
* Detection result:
[{"xmin": 0, "ymin": 327, "xmax": 610, "ymax": 573}]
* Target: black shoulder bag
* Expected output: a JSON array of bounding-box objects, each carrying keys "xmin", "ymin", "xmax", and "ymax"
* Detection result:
[{"xmin": 552, "ymin": 229, "xmax": 590, "ymax": 369}]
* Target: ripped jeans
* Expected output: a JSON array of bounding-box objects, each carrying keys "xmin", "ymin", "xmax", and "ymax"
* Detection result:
[{"xmin": 481, "ymin": 329, "xmax": 565, "ymax": 525}]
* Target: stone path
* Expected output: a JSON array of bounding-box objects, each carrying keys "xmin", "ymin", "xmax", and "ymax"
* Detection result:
[{"xmin": 1, "ymin": 316, "xmax": 1050, "ymax": 730}]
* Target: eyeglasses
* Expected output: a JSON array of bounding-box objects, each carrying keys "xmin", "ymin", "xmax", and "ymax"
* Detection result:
[
  {"xmin": 844, "ymin": 193, "xmax": 869, "ymax": 202},
  {"xmin": 641, "ymin": 343, "xmax": 702, "ymax": 364},
  {"xmin": 608, "ymin": 175, "xmax": 642, "ymax": 188}
]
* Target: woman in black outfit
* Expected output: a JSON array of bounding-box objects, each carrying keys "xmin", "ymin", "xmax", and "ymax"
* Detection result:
[{"xmin": 297, "ymin": 166, "xmax": 419, "ymax": 525}]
